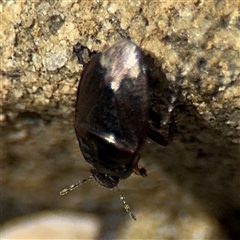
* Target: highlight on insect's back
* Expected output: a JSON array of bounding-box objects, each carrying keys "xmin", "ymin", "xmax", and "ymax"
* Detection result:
[{"xmin": 60, "ymin": 39, "xmax": 172, "ymax": 220}]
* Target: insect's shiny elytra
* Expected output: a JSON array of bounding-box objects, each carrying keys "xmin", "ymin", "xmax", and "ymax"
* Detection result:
[
  {"xmin": 60, "ymin": 40, "xmax": 170, "ymax": 220},
  {"xmin": 75, "ymin": 40, "xmax": 149, "ymax": 187}
]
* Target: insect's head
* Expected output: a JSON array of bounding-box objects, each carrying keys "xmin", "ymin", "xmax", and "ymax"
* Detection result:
[{"xmin": 59, "ymin": 168, "xmax": 136, "ymax": 221}]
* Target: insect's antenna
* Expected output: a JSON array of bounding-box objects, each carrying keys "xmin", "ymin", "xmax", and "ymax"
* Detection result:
[
  {"xmin": 116, "ymin": 186, "xmax": 137, "ymax": 221},
  {"xmin": 59, "ymin": 175, "xmax": 93, "ymax": 196}
]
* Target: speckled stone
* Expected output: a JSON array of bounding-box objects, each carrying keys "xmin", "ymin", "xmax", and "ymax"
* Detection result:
[{"xmin": 1, "ymin": 0, "xmax": 240, "ymax": 239}]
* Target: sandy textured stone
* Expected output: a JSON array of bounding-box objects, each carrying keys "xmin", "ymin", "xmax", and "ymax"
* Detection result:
[{"xmin": 1, "ymin": 0, "xmax": 240, "ymax": 239}]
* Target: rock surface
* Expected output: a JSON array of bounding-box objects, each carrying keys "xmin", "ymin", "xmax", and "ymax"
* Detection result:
[
  {"xmin": 1, "ymin": 211, "xmax": 101, "ymax": 239},
  {"xmin": 1, "ymin": 0, "xmax": 239, "ymax": 239}
]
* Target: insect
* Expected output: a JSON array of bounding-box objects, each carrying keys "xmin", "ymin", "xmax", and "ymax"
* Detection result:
[{"xmin": 60, "ymin": 40, "xmax": 172, "ymax": 220}]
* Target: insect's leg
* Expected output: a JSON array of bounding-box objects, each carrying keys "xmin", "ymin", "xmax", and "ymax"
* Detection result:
[
  {"xmin": 148, "ymin": 68, "xmax": 184, "ymax": 145},
  {"xmin": 133, "ymin": 164, "xmax": 148, "ymax": 177},
  {"xmin": 148, "ymin": 109, "xmax": 161, "ymax": 129},
  {"xmin": 73, "ymin": 42, "xmax": 97, "ymax": 65},
  {"xmin": 147, "ymin": 126, "xmax": 168, "ymax": 146},
  {"xmin": 166, "ymin": 67, "xmax": 184, "ymax": 141}
]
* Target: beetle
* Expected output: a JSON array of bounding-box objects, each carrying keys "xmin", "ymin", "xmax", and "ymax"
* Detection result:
[{"xmin": 60, "ymin": 40, "xmax": 171, "ymax": 220}]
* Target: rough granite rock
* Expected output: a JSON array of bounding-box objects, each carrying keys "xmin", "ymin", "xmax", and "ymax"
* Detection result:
[{"xmin": 1, "ymin": 0, "xmax": 239, "ymax": 239}]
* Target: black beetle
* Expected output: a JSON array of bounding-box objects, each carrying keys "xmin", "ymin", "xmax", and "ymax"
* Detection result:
[{"xmin": 60, "ymin": 40, "xmax": 170, "ymax": 220}]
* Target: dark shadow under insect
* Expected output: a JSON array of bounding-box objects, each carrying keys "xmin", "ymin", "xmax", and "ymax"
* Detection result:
[{"xmin": 60, "ymin": 39, "xmax": 178, "ymax": 220}]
